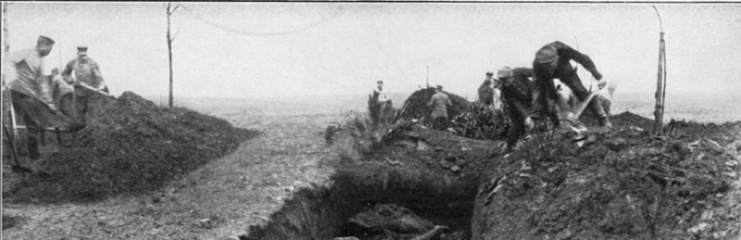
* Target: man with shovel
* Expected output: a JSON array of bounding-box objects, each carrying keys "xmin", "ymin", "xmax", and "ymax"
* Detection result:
[
  {"xmin": 4, "ymin": 35, "xmax": 76, "ymax": 160},
  {"xmin": 62, "ymin": 45, "xmax": 111, "ymax": 126},
  {"xmin": 532, "ymin": 41, "xmax": 611, "ymax": 129},
  {"xmin": 496, "ymin": 66, "xmax": 536, "ymax": 153}
]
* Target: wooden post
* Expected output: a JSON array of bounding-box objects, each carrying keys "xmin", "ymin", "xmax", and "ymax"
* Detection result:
[
  {"xmin": 426, "ymin": 65, "xmax": 429, "ymax": 88},
  {"xmin": 166, "ymin": 3, "xmax": 180, "ymax": 108},
  {"xmin": 652, "ymin": 6, "xmax": 667, "ymax": 134}
]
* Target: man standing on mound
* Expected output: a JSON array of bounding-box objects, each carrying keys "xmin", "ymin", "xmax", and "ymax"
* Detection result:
[
  {"xmin": 428, "ymin": 85, "xmax": 452, "ymax": 130},
  {"xmin": 478, "ymin": 72, "xmax": 494, "ymax": 107},
  {"xmin": 532, "ymin": 41, "xmax": 611, "ymax": 129},
  {"xmin": 62, "ymin": 45, "xmax": 110, "ymax": 127}
]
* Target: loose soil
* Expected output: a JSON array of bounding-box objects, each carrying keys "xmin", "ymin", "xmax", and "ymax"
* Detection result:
[
  {"xmin": 401, "ymin": 87, "xmax": 471, "ymax": 121},
  {"xmin": 3, "ymin": 92, "xmax": 739, "ymax": 240},
  {"xmin": 3, "ymin": 92, "xmax": 257, "ymax": 203},
  {"xmin": 472, "ymin": 113, "xmax": 741, "ymax": 240},
  {"xmin": 244, "ymin": 112, "xmax": 740, "ymax": 240}
]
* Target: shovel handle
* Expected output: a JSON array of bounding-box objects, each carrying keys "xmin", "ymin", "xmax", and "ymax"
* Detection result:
[
  {"xmin": 77, "ymin": 82, "xmax": 116, "ymax": 99},
  {"xmin": 3, "ymin": 125, "xmax": 22, "ymax": 166}
]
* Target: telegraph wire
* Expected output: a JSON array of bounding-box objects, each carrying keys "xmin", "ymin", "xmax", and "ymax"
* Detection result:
[{"xmin": 178, "ymin": 4, "xmax": 342, "ymax": 36}]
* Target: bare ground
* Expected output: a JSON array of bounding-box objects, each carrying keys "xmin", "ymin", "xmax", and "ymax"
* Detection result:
[{"xmin": 2, "ymin": 113, "xmax": 341, "ymax": 240}]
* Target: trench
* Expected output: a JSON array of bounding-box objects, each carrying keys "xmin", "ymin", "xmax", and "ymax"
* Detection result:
[{"xmin": 243, "ymin": 160, "xmax": 485, "ymax": 240}]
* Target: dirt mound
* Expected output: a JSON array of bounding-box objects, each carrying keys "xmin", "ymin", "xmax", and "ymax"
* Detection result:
[
  {"xmin": 401, "ymin": 87, "xmax": 472, "ymax": 121},
  {"xmin": 472, "ymin": 117, "xmax": 741, "ymax": 239},
  {"xmin": 4, "ymin": 92, "xmax": 258, "ymax": 203},
  {"xmin": 243, "ymin": 112, "xmax": 739, "ymax": 240}
]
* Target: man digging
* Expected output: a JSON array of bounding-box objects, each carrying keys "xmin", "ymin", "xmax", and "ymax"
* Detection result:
[
  {"xmin": 497, "ymin": 66, "xmax": 536, "ymax": 153},
  {"xmin": 532, "ymin": 41, "xmax": 611, "ymax": 129},
  {"xmin": 4, "ymin": 35, "xmax": 80, "ymax": 161},
  {"xmin": 62, "ymin": 45, "xmax": 111, "ymax": 127}
]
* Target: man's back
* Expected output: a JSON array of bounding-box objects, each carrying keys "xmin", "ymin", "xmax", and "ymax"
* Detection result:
[
  {"xmin": 7, "ymin": 49, "xmax": 50, "ymax": 100},
  {"xmin": 430, "ymin": 92, "xmax": 451, "ymax": 118}
]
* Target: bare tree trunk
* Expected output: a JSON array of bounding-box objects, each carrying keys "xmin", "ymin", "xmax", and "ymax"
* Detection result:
[
  {"xmin": 166, "ymin": 3, "xmax": 174, "ymax": 108},
  {"xmin": 652, "ymin": 6, "xmax": 666, "ymax": 134},
  {"xmin": 165, "ymin": 2, "xmax": 180, "ymax": 108}
]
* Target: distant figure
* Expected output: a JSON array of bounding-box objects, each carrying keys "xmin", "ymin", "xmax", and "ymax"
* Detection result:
[
  {"xmin": 5, "ymin": 36, "xmax": 59, "ymax": 159},
  {"xmin": 62, "ymin": 45, "xmax": 109, "ymax": 126},
  {"xmin": 477, "ymin": 72, "xmax": 494, "ymax": 106},
  {"xmin": 532, "ymin": 41, "xmax": 611, "ymax": 128},
  {"xmin": 427, "ymin": 85, "xmax": 452, "ymax": 130},
  {"xmin": 491, "ymin": 71, "xmax": 503, "ymax": 110},
  {"xmin": 497, "ymin": 66, "xmax": 536, "ymax": 153},
  {"xmin": 373, "ymin": 80, "xmax": 391, "ymax": 106}
]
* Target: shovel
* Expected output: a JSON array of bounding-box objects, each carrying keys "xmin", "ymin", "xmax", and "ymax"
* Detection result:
[
  {"xmin": 3, "ymin": 125, "xmax": 36, "ymax": 174},
  {"xmin": 76, "ymin": 82, "xmax": 116, "ymax": 99},
  {"xmin": 571, "ymin": 87, "xmax": 608, "ymax": 121}
]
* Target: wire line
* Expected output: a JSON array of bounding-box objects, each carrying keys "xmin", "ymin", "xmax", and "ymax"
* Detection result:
[{"xmin": 179, "ymin": 4, "xmax": 342, "ymax": 36}]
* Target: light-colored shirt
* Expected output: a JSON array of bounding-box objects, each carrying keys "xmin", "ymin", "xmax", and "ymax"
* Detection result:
[
  {"xmin": 428, "ymin": 92, "xmax": 452, "ymax": 119},
  {"xmin": 6, "ymin": 48, "xmax": 54, "ymax": 103},
  {"xmin": 62, "ymin": 58, "xmax": 105, "ymax": 96},
  {"xmin": 373, "ymin": 88, "xmax": 389, "ymax": 103}
]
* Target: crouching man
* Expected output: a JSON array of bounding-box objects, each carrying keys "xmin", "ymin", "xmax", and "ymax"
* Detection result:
[
  {"xmin": 496, "ymin": 67, "xmax": 536, "ymax": 153},
  {"xmin": 532, "ymin": 41, "xmax": 611, "ymax": 129}
]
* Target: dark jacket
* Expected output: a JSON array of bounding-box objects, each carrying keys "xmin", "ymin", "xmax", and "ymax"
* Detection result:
[
  {"xmin": 501, "ymin": 67, "xmax": 535, "ymax": 106},
  {"xmin": 533, "ymin": 41, "xmax": 600, "ymax": 79},
  {"xmin": 478, "ymin": 81, "xmax": 494, "ymax": 105}
]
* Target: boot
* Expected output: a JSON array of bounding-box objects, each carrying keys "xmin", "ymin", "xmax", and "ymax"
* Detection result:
[{"xmin": 27, "ymin": 135, "xmax": 40, "ymax": 160}]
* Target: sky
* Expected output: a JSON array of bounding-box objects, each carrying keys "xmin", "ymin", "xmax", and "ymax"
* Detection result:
[{"xmin": 3, "ymin": 2, "xmax": 740, "ymax": 101}]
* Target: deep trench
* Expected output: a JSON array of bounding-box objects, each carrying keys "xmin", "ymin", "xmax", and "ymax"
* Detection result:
[{"xmin": 243, "ymin": 160, "xmax": 484, "ymax": 240}]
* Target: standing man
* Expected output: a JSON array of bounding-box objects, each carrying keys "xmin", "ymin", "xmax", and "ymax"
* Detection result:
[
  {"xmin": 477, "ymin": 72, "xmax": 494, "ymax": 106},
  {"xmin": 373, "ymin": 80, "xmax": 391, "ymax": 106},
  {"xmin": 490, "ymin": 71, "xmax": 503, "ymax": 110},
  {"xmin": 497, "ymin": 66, "xmax": 536, "ymax": 153},
  {"xmin": 427, "ymin": 85, "xmax": 452, "ymax": 130},
  {"xmin": 5, "ymin": 36, "xmax": 59, "ymax": 160},
  {"xmin": 62, "ymin": 45, "xmax": 109, "ymax": 126},
  {"xmin": 532, "ymin": 41, "xmax": 611, "ymax": 128}
]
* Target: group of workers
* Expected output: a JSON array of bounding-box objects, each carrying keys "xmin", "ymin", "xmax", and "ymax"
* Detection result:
[
  {"xmin": 4, "ymin": 35, "xmax": 109, "ymax": 160},
  {"xmin": 373, "ymin": 40, "xmax": 610, "ymax": 153},
  {"xmin": 481, "ymin": 41, "xmax": 611, "ymax": 152}
]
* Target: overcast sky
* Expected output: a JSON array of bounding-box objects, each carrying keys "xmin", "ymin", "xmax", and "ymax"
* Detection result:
[{"xmin": 3, "ymin": 2, "xmax": 740, "ymax": 100}]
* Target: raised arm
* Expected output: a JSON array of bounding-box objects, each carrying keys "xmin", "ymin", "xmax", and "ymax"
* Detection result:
[
  {"xmin": 3, "ymin": 51, "xmax": 27, "ymax": 83},
  {"xmin": 551, "ymin": 41, "xmax": 602, "ymax": 80}
]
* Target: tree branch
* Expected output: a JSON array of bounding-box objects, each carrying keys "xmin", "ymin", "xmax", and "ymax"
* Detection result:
[{"xmin": 171, "ymin": 26, "xmax": 182, "ymax": 42}]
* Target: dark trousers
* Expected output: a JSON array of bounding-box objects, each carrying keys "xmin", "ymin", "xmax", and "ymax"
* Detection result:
[
  {"xmin": 505, "ymin": 100, "xmax": 528, "ymax": 152},
  {"xmin": 10, "ymin": 91, "xmax": 46, "ymax": 159},
  {"xmin": 73, "ymin": 86, "xmax": 109, "ymax": 126},
  {"xmin": 533, "ymin": 64, "xmax": 607, "ymax": 126}
]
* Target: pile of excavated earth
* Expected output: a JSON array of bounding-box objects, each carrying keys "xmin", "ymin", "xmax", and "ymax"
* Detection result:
[
  {"xmin": 2, "ymin": 92, "xmax": 257, "ymax": 203},
  {"xmin": 246, "ymin": 96, "xmax": 740, "ymax": 240}
]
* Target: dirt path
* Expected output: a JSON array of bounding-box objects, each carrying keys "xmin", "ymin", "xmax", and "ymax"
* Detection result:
[{"xmin": 2, "ymin": 114, "xmax": 341, "ymax": 240}]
